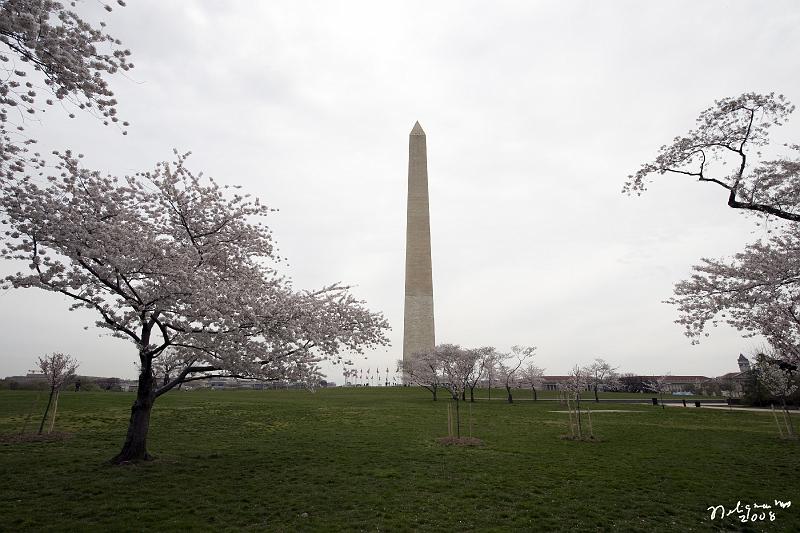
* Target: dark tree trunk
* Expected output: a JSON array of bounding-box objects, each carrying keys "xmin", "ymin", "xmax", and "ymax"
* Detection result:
[
  {"xmin": 594, "ymin": 385, "xmax": 599, "ymax": 403},
  {"xmin": 461, "ymin": 390, "xmax": 466, "ymax": 401},
  {"xmin": 532, "ymin": 386, "xmax": 537, "ymax": 401},
  {"xmin": 112, "ymin": 360, "xmax": 157, "ymax": 464},
  {"xmin": 432, "ymin": 387, "xmax": 437, "ymax": 401},
  {"xmin": 455, "ymin": 398, "xmax": 461, "ymax": 438},
  {"xmin": 506, "ymin": 385, "xmax": 513, "ymax": 404},
  {"xmin": 38, "ymin": 385, "xmax": 56, "ymax": 435},
  {"xmin": 469, "ymin": 386, "xmax": 475, "ymax": 403},
  {"xmin": 781, "ymin": 398, "xmax": 795, "ymax": 436}
]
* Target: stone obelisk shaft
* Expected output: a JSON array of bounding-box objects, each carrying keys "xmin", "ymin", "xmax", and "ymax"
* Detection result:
[{"xmin": 403, "ymin": 121, "xmax": 435, "ymax": 379}]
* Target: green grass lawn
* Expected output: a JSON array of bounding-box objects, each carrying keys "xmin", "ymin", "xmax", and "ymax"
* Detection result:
[{"xmin": 0, "ymin": 388, "xmax": 797, "ymax": 532}]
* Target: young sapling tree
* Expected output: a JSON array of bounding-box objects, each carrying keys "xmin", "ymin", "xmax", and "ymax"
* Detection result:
[{"xmin": 36, "ymin": 352, "xmax": 78, "ymax": 434}]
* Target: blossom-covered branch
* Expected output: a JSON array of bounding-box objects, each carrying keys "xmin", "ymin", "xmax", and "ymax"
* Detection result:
[
  {"xmin": 625, "ymin": 92, "xmax": 800, "ymax": 221},
  {"xmin": 666, "ymin": 226, "xmax": 800, "ymax": 364},
  {"xmin": 0, "ymin": 0, "xmax": 133, "ymax": 180}
]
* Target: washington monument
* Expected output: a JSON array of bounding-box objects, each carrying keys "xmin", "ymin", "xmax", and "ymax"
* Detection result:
[{"xmin": 402, "ymin": 121, "xmax": 435, "ymax": 379}]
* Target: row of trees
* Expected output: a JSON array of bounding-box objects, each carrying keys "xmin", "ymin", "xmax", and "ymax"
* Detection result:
[
  {"xmin": 0, "ymin": 1, "xmax": 391, "ymax": 463},
  {"xmin": 401, "ymin": 349, "xmax": 635, "ymax": 442},
  {"xmin": 401, "ymin": 344, "xmax": 540, "ymax": 404},
  {"xmin": 400, "ymin": 344, "xmax": 536, "ymax": 440},
  {"xmin": 402, "ymin": 348, "xmax": 684, "ymax": 403}
]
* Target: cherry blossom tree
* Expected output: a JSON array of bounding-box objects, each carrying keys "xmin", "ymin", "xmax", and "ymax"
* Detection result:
[
  {"xmin": 437, "ymin": 344, "xmax": 468, "ymax": 397},
  {"xmin": 519, "ymin": 362, "xmax": 545, "ymax": 401},
  {"xmin": 437, "ymin": 344, "xmax": 475, "ymax": 437},
  {"xmin": 496, "ymin": 345, "xmax": 536, "ymax": 404},
  {"xmin": 563, "ymin": 364, "xmax": 589, "ymax": 398},
  {"xmin": 401, "ymin": 344, "xmax": 495, "ymax": 406},
  {"xmin": 645, "ymin": 374, "xmax": 671, "ymax": 409},
  {"xmin": 399, "ymin": 350, "xmax": 443, "ymax": 401},
  {"xmin": 0, "ymin": 0, "xmax": 133, "ymax": 180},
  {"xmin": 342, "ymin": 367, "xmax": 358, "ymax": 386},
  {"xmin": 485, "ymin": 353, "xmax": 497, "ymax": 400},
  {"xmin": 463, "ymin": 346, "xmax": 496, "ymax": 402},
  {"xmin": 625, "ymin": 92, "xmax": 800, "ymax": 221},
  {"xmin": 627, "ymin": 92, "xmax": 800, "ymax": 367},
  {"xmin": 413, "ymin": 343, "xmax": 489, "ymax": 439},
  {"xmin": 0, "ymin": 152, "xmax": 390, "ymax": 463},
  {"xmin": 753, "ymin": 353, "xmax": 798, "ymax": 438},
  {"xmin": 618, "ymin": 372, "xmax": 646, "ymax": 393},
  {"xmin": 152, "ymin": 351, "xmax": 189, "ymax": 388},
  {"xmin": 666, "ymin": 227, "xmax": 800, "ymax": 364},
  {"xmin": 585, "ymin": 358, "xmax": 618, "ymax": 403},
  {"xmin": 36, "ymin": 351, "xmax": 78, "ymax": 434}
]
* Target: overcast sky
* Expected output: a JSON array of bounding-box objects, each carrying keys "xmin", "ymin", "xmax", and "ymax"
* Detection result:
[{"xmin": 2, "ymin": 0, "xmax": 800, "ymax": 381}]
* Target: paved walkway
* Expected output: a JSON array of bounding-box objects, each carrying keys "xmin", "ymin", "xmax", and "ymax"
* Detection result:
[
  {"xmin": 664, "ymin": 403, "xmax": 800, "ymax": 414},
  {"xmin": 476, "ymin": 397, "xmax": 800, "ymax": 414}
]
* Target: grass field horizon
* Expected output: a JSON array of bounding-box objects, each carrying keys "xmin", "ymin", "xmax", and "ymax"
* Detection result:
[{"xmin": 1, "ymin": 387, "xmax": 798, "ymax": 531}]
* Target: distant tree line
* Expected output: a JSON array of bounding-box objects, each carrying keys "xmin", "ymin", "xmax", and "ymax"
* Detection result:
[{"xmin": 1, "ymin": 375, "xmax": 122, "ymax": 391}]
